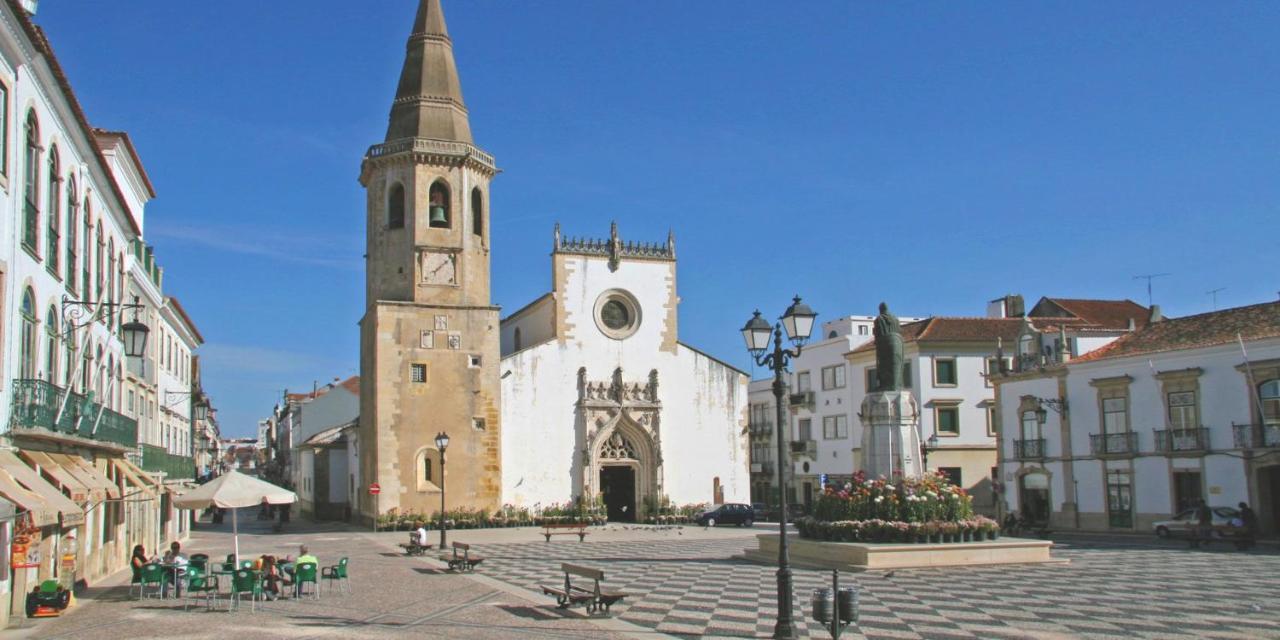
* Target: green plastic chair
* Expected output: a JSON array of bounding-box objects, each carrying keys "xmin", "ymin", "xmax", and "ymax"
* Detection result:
[
  {"xmin": 321, "ymin": 557, "xmax": 349, "ymax": 595},
  {"xmin": 184, "ymin": 567, "xmax": 220, "ymax": 611},
  {"xmin": 239, "ymin": 560, "xmax": 255, "ymax": 570},
  {"xmin": 294, "ymin": 562, "xmax": 319, "ymax": 600},
  {"xmin": 138, "ymin": 563, "xmax": 165, "ymax": 600},
  {"xmin": 189, "ymin": 554, "xmax": 209, "ymax": 573},
  {"xmin": 228, "ymin": 569, "xmax": 261, "ymax": 612}
]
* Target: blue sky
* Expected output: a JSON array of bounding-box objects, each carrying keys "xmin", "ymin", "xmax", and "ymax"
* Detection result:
[{"xmin": 34, "ymin": 1, "xmax": 1280, "ymax": 437}]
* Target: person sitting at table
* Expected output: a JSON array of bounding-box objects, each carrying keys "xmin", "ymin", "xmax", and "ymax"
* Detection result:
[
  {"xmin": 160, "ymin": 541, "xmax": 188, "ymax": 597},
  {"xmin": 411, "ymin": 521, "xmax": 429, "ymax": 547},
  {"xmin": 131, "ymin": 545, "xmax": 150, "ymax": 572},
  {"xmin": 282, "ymin": 545, "xmax": 319, "ymax": 595},
  {"xmin": 261, "ymin": 555, "xmax": 285, "ymax": 600}
]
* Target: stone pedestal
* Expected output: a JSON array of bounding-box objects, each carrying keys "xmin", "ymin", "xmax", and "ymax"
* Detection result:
[{"xmin": 859, "ymin": 390, "xmax": 921, "ymax": 478}]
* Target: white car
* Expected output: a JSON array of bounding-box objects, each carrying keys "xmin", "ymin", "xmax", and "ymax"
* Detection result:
[{"xmin": 1152, "ymin": 507, "xmax": 1239, "ymax": 538}]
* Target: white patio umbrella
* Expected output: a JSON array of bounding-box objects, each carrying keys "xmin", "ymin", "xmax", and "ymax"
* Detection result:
[{"xmin": 172, "ymin": 471, "xmax": 297, "ymax": 565}]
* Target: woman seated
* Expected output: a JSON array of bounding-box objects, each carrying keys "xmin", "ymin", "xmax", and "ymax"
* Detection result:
[{"xmin": 261, "ymin": 555, "xmax": 288, "ymax": 600}]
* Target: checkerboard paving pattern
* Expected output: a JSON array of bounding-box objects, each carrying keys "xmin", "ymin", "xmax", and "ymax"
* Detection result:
[{"xmin": 470, "ymin": 535, "xmax": 1280, "ymax": 639}]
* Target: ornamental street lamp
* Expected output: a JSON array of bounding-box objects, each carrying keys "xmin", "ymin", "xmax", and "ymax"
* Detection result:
[
  {"xmin": 920, "ymin": 432, "xmax": 939, "ymax": 469},
  {"xmin": 435, "ymin": 431, "xmax": 450, "ymax": 548},
  {"xmin": 740, "ymin": 295, "xmax": 817, "ymax": 640},
  {"xmin": 53, "ymin": 294, "xmax": 150, "ymax": 429}
]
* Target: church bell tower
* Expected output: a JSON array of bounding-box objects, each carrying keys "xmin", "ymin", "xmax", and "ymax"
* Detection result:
[{"xmin": 358, "ymin": 0, "xmax": 502, "ymax": 520}]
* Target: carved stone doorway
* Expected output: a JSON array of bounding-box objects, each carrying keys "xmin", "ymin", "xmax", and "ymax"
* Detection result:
[{"xmin": 600, "ymin": 465, "xmax": 636, "ymax": 522}]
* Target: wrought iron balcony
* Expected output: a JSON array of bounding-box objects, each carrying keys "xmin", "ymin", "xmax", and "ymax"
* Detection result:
[
  {"xmin": 1013, "ymin": 438, "xmax": 1046, "ymax": 460},
  {"xmin": 1154, "ymin": 427, "xmax": 1210, "ymax": 453},
  {"xmin": 139, "ymin": 443, "xmax": 195, "ymax": 480},
  {"xmin": 1233, "ymin": 423, "xmax": 1280, "ymax": 449},
  {"xmin": 8, "ymin": 378, "xmax": 137, "ymax": 449},
  {"xmin": 749, "ymin": 418, "xmax": 774, "ymax": 437},
  {"xmin": 790, "ymin": 439, "xmax": 817, "ymax": 458},
  {"xmin": 1090, "ymin": 431, "xmax": 1138, "ymax": 456}
]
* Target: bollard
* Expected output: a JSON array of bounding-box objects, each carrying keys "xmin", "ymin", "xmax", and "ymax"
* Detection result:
[{"xmin": 809, "ymin": 570, "xmax": 859, "ymax": 639}]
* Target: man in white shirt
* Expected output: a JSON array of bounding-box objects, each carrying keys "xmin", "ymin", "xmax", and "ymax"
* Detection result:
[{"xmin": 412, "ymin": 522, "xmax": 430, "ymax": 548}]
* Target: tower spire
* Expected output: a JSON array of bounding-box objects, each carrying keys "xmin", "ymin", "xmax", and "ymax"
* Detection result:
[{"xmin": 386, "ymin": 0, "xmax": 472, "ymax": 143}]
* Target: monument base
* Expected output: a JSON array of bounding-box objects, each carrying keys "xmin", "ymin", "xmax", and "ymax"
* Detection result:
[{"xmin": 741, "ymin": 534, "xmax": 1064, "ymax": 570}]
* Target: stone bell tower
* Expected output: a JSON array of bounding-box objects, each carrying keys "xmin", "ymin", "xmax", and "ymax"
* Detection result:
[{"xmin": 358, "ymin": 0, "xmax": 501, "ymax": 522}]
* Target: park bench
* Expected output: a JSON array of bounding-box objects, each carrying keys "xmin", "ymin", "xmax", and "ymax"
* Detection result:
[
  {"xmin": 542, "ymin": 522, "xmax": 590, "ymax": 542},
  {"xmin": 398, "ymin": 539, "xmax": 433, "ymax": 556},
  {"xmin": 540, "ymin": 563, "xmax": 629, "ymax": 615},
  {"xmin": 440, "ymin": 541, "xmax": 484, "ymax": 572}
]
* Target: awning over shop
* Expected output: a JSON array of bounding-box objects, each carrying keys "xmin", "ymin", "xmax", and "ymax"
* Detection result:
[
  {"xmin": 53, "ymin": 452, "xmax": 120, "ymax": 500},
  {"xmin": 117, "ymin": 456, "xmax": 162, "ymax": 492},
  {"xmin": 19, "ymin": 450, "xmax": 98, "ymax": 504},
  {"xmin": 0, "ymin": 466, "xmax": 57, "ymax": 527},
  {"xmin": 109, "ymin": 457, "xmax": 157, "ymax": 500},
  {"xmin": 0, "ymin": 450, "xmax": 85, "ymax": 526}
]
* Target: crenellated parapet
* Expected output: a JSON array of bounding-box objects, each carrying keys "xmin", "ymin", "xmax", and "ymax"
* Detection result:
[{"xmin": 553, "ymin": 221, "xmax": 675, "ymax": 271}]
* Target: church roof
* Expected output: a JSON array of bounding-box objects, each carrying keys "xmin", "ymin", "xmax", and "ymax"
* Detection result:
[{"xmin": 385, "ymin": 0, "xmax": 473, "ymax": 143}]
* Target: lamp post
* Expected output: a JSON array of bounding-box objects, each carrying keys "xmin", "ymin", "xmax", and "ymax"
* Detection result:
[
  {"xmin": 435, "ymin": 431, "xmax": 450, "ymax": 548},
  {"xmin": 53, "ymin": 294, "xmax": 149, "ymax": 427},
  {"xmin": 920, "ymin": 432, "xmax": 938, "ymax": 470},
  {"xmin": 741, "ymin": 295, "xmax": 817, "ymax": 640}
]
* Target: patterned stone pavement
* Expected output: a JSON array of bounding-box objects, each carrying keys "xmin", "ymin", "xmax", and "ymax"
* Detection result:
[{"xmin": 469, "ymin": 531, "xmax": 1280, "ymax": 639}]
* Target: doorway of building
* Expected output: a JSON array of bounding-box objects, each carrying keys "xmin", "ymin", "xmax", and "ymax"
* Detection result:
[
  {"xmin": 1019, "ymin": 472, "xmax": 1050, "ymax": 525},
  {"xmin": 600, "ymin": 465, "xmax": 636, "ymax": 522},
  {"xmin": 1260, "ymin": 465, "xmax": 1280, "ymax": 536},
  {"xmin": 1172, "ymin": 471, "xmax": 1202, "ymax": 513}
]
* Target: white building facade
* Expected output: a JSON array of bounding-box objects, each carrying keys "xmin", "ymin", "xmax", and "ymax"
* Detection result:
[
  {"xmin": 995, "ymin": 301, "xmax": 1280, "ymax": 535},
  {"xmin": 500, "ymin": 224, "xmax": 749, "ymax": 521}
]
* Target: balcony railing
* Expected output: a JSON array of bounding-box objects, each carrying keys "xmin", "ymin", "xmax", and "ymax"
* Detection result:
[
  {"xmin": 1233, "ymin": 423, "xmax": 1280, "ymax": 449},
  {"xmin": 1090, "ymin": 431, "xmax": 1138, "ymax": 456},
  {"xmin": 790, "ymin": 439, "xmax": 817, "ymax": 458},
  {"xmin": 749, "ymin": 419, "xmax": 774, "ymax": 437},
  {"xmin": 1154, "ymin": 427, "xmax": 1210, "ymax": 453},
  {"xmin": 9, "ymin": 378, "xmax": 137, "ymax": 449},
  {"xmin": 1013, "ymin": 438, "xmax": 1046, "ymax": 460},
  {"xmin": 139, "ymin": 443, "xmax": 195, "ymax": 480}
]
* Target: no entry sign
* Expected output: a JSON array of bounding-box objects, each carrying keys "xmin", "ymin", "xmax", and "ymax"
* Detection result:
[{"xmin": 368, "ymin": 483, "xmax": 381, "ymax": 495}]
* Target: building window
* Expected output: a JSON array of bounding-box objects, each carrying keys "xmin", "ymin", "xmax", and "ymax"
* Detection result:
[
  {"xmin": 858, "ymin": 325, "xmax": 868, "ymax": 336},
  {"xmin": 388, "ymin": 183, "xmax": 405, "ymax": 229},
  {"xmin": 865, "ymin": 367, "xmax": 877, "ymax": 392},
  {"xmin": 468, "ymin": 355, "xmax": 481, "ymax": 368},
  {"xmin": 423, "ymin": 457, "xmax": 432, "ymax": 483},
  {"xmin": 593, "ymin": 289, "xmax": 641, "ymax": 340},
  {"xmin": 1102, "ymin": 397, "xmax": 1128, "ymax": 434},
  {"xmin": 933, "ymin": 358, "xmax": 957, "ymax": 386},
  {"xmin": 428, "ymin": 181, "xmax": 450, "ymax": 228},
  {"xmin": 1167, "ymin": 391, "xmax": 1197, "ymax": 431},
  {"xmin": 1106, "ymin": 469, "xmax": 1133, "ymax": 528},
  {"xmin": 821, "ymin": 365, "xmax": 845, "ymax": 390},
  {"xmin": 410, "ymin": 363, "xmax": 427, "ymax": 384},
  {"xmin": 471, "ymin": 187, "xmax": 483, "ymax": 236},
  {"xmin": 939, "ymin": 467, "xmax": 962, "ymax": 487},
  {"xmin": 513, "ymin": 327, "xmax": 522, "ymax": 352},
  {"xmin": 473, "ymin": 417, "xmax": 486, "ymax": 431},
  {"xmin": 22, "ymin": 111, "xmax": 39, "ymax": 254},
  {"xmin": 986, "ymin": 406, "xmax": 997, "ymax": 437},
  {"xmin": 81, "ymin": 203, "xmax": 90, "ymax": 303},
  {"xmin": 985, "ymin": 357, "xmax": 1010, "ymax": 386},
  {"xmin": 903, "ymin": 362, "xmax": 912, "ymax": 389},
  {"xmin": 0, "ymin": 81, "xmax": 8, "ymax": 177},
  {"xmin": 797, "ymin": 418, "xmax": 812, "ymax": 441},
  {"xmin": 1262, "ymin": 380, "xmax": 1280, "ymax": 425},
  {"xmin": 796, "ymin": 371, "xmax": 811, "ymax": 393},
  {"xmin": 66, "ymin": 178, "xmax": 77, "ymax": 294},
  {"xmin": 822, "ymin": 415, "xmax": 848, "ymax": 439},
  {"xmin": 936, "ymin": 405, "xmax": 960, "ymax": 435},
  {"xmin": 19, "ymin": 288, "xmax": 36, "ymax": 379},
  {"xmin": 43, "ymin": 306, "xmax": 58, "ymax": 383},
  {"xmin": 46, "ymin": 146, "xmax": 60, "ymax": 275}
]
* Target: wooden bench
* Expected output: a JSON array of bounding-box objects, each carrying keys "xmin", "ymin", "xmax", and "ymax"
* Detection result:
[
  {"xmin": 398, "ymin": 540, "xmax": 433, "ymax": 556},
  {"xmin": 543, "ymin": 522, "xmax": 590, "ymax": 542},
  {"xmin": 440, "ymin": 541, "xmax": 484, "ymax": 572},
  {"xmin": 540, "ymin": 563, "xmax": 629, "ymax": 615}
]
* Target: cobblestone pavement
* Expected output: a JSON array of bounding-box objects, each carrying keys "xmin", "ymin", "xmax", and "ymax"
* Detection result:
[
  {"xmin": 467, "ymin": 527, "xmax": 1280, "ymax": 639},
  {"xmin": 16, "ymin": 518, "xmax": 1280, "ymax": 639}
]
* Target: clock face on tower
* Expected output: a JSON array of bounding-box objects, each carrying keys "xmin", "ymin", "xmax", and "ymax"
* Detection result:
[{"xmin": 420, "ymin": 250, "xmax": 458, "ymax": 286}]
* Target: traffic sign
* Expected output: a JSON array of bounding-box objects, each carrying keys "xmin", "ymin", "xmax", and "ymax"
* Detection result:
[{"xmin": 368, "ymin": 483, "xmax": 381, "ymax": 495}]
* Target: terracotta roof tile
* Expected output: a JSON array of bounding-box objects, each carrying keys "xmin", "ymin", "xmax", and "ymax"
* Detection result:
[
  {"xmin": 1032, "ymin": 298, "xmax": 1150, "ymax": 330},
  {"xmin": 849, "ymin": 317, "xmax": 1026, "ymax": 355},
  {"xmin": 1072, "ymin": 301, "xmax": 1280, "ymax": 363}
]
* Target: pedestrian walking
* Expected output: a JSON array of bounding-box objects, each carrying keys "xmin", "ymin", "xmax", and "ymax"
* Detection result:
[
  {"xmin": 1191, "ymin": 500, "xmax": 1213, "ymax": 548},
  {"xmin": 1238, "ymin": 502, "xmax": 1258, "ymax": 550}
]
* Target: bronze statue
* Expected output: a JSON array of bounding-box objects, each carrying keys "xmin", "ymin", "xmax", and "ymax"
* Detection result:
[{"xmin": 874, "ymin": 302, "xmax": 903, "ymax": 391}]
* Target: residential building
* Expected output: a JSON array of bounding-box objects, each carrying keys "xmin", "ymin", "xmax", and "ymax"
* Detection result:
[
  {"xmin": 289, "ymin": 376, "xmax": 358, "ymax": 519},
  {"xmin": 995, "ymin": 300, "xmax": 1280, "ymax": 535}
]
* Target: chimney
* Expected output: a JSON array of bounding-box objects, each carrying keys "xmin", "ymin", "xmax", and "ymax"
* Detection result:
[
  {"xmin": 1148, "ymin": 305, "xmax": 1163, "ymax": 324},
  {"xmin": 987, "ymin": 294, "xmax": 1024, "ymax": 318}
]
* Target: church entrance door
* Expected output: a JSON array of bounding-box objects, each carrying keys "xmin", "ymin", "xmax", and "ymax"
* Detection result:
[{"xmin": 600, "ymin": 465, "xmax": 636, "ymax": 523}]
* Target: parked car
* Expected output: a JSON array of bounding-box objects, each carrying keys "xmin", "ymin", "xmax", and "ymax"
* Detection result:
[
  {"xmin": 1153, "ymin": 506, "xmax": 1240, "ymax": 538},
  {"xmin": 697, "ymin": 503, "xmax": 755, "ymax": 527},
  {"xmin": 751, "ymin": 503, "xmax": 768, "ymax": 521}
]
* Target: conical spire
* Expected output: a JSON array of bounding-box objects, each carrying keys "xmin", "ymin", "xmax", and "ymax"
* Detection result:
[{"xmin": 385, "ymin": 0, "xmax": 472, "ymax": 143}]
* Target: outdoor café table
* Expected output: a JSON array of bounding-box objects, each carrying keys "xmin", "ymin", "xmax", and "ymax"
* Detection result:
[{"xmin": 160, "ymin": 563, "xmax": 187, "ymax": 599}]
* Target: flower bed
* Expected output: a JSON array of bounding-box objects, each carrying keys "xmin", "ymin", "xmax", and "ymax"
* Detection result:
[
  {"xmin": 798, "ymin": 471, "xmax": 1000, "ymax": 543},
  {"xmin": 375, "ymin": 500, "xmax": 608, "ymax": 530}
]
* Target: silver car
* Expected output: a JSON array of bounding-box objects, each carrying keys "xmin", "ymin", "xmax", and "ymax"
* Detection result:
[{"xmin": 1152, "ymin": 506, "xmax": 1239, "ymax": 538}]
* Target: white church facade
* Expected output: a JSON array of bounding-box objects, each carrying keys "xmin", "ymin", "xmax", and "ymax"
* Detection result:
[{"xmin": 499, "ymin": 224, "xmax": 750, "ymax": 521}]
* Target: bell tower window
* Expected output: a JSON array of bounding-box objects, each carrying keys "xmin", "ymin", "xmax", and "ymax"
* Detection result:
[
  {"xmin": 428, "ymin": 181, "xmax": 450, "ymax": 228},
  {"xmin": 388, "ymin": 183, "xmax": 405, "ymax": 229},
  {"xmin": 471, "ymin": 188, "xmax": 483, "ymax": 236}
]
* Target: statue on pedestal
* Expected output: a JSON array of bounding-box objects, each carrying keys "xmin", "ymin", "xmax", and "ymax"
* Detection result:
[{"xmin": 874, "ymin": 302, "xmax": 903, "ymax": 392}]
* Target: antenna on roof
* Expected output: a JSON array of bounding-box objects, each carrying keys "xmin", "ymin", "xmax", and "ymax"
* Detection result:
[
  {"xmin": 1206, "ymin": 287, "xmax": 1226, "ymax": 311},
  {"xmin": 1133, "ymin": 273, "xmax": 1171, "ymax": 307}
]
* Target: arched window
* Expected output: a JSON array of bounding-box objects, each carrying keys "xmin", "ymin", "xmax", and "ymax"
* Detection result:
[
  {"xmin": 416, "ymin": 448, "xmax": 441, "ymax": 490},
  {"xmin": 470, "ymin": 188, "xmax": 483, "ymax": 237},
  {"xmin": 22, "ymin": 111, "xmax": 39, "ymax": 253},
  {"xmin": 19, "ymin": 288, "xmax": 36, "ymax": 379},
  {"xmin": 82, "ymin": 200, "xmax": 91, "ymax": 302},
  {"xmin": 95, "ymin": 221, "xmax": 104, "ymax": 301},
  {"xmin": 387, "ymin": 183, "xmax": 406, "ymax": 229},
  {"xmin": 66, "ymin": 177, "xmax": 78, "ymax": 294},
  {"xmin": 107, "ymin": 239, "xmax": 116, "ymax": 326},
  {"xmin": 44, "ymin": 306, "xmax": 58, "ymax": 384},
  {"xmin": 428, "ymin": 181, "xmax": 450, "ymax": 229},
  {"xmin": 81, "ymin": 339, "xmax": 92, "ymax": 393},
  {"xmin": 513, "ymin": 327, "xmax": 522, "ymax": 352},
  {"xmin": 1261, "ymin": 380, "xmax": 1280, "ymax": 425},
  {"xmin": 423, "ymin": 457, "xmax": 433, "ymax": 484},
  {"xmin": 64, "ymin": 328, "xmax": 76, "ymax": 391},
  {"xmin": 46, "ymin": 146, "xmax": 60, "ymax": 274},
  {"xmin": 107, "ymin": 354, "xmax": 115, "ymax": 409}
]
